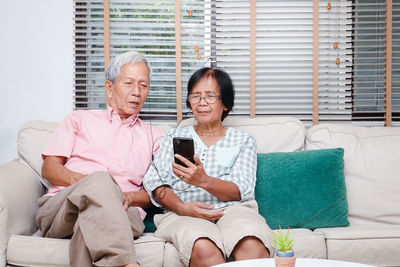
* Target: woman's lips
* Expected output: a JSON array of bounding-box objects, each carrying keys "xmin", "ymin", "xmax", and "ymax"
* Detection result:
[{"xmin": 197, "ymin": 110, "xmax": 209, "ymax": 115}]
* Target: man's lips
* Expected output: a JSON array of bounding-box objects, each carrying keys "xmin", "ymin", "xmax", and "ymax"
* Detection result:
[{"xmin": 128, "ymin": 101, "xmax": 139, "ymax": 107}]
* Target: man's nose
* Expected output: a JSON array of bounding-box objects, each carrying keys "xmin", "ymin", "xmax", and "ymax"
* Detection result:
[{"xmin": 131, "ymin": 85, "xmax": 140, "ymax": 96}]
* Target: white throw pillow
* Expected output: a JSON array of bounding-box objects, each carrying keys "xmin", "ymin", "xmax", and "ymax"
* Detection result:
[
  {"xmin": 306, "ymin": 124, "xmax": 400, "ymax": 226},
  {"xmin": 17, "ymin": 120, "xmax": 59, "ymax": 188}
]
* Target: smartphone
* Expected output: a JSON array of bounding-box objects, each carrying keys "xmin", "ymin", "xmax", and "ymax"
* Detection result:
[{"xmin": 173, "ymin": 137, "xmax": 195, "ymax": 167}]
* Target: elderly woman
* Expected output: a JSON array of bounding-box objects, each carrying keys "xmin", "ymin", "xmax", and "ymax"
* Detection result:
[{"xmin": 143, "ymin": 67, "xmax": 273, "ymax": 267}]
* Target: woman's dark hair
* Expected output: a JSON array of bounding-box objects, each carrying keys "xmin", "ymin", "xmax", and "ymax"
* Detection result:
[{"xmin": 186, "ymin": 67, "xmax": 235, "ymax": 121}]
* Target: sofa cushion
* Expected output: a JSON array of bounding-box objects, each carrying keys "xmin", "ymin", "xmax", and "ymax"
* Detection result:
[
  {"xmin": 281, "ymin": 228, "xmax": 327, "ymax": 259},
  {"xmin": 17, "ymin": 120, "xmax": 59, "ymax": 188},
  {"xmin": 306, "ymin": 124, "xmax": 400, "ymax": 226},
  {"xmin": 163, "ymin": 242, "xmax": 185, "ymax": 267},
  {"xmin": 256, "ymin": 148, "xmax": 349, "ymax": 230},
  {"xmin": 180, "ymin": 116, "xmax": 305, "ymax": 153},
  {"xmin": 6, "ymin": 233, "xmax": 165, "ymax": 267},
  {"xmin": 315, "ymin": 226, "xmax": 400, "ymax": 266}
]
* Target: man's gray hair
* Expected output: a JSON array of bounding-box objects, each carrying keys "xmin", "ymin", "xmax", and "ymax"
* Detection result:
[{"xmin": 105, "ymin": 51, "xmax": 151, "ymax": 83}]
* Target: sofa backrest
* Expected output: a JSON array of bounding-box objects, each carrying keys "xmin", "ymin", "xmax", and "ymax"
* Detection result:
[
  {"xmin": 17, "ymin": 116, "xmax": 305, "ymax": 188},
  {"xmin": 180, "ymin": 116, "xmax": 305, "ymax": 153},
  {"xmin": 306, "ymin": 124, "xmax": 400, "ymax": 227}
]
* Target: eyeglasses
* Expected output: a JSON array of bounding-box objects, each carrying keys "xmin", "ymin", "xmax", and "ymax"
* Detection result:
[{"xmin": 188, "ymin": 93, "xmax": 221, "ymax": 104}]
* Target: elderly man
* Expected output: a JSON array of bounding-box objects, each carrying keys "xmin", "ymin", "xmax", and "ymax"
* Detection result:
[{"xmin": 36, "ymin": 51, "xmax": 162, "ymax": 267}]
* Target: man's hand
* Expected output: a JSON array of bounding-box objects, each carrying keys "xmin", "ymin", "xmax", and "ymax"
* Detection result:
[
  {"xmin": 178, "ymin": 202, "xmax": 224, "ymax": 222},
  {"xmin": 123, "ymin": 192, "xmax": 134, "ymax": 210},
  {"xmin": 172, "ymin": 154, "xmax": 210, "ymax": 188},
  {"xmin": 123, "ymin": 190, "xmax": 151, "ymax": 210}
]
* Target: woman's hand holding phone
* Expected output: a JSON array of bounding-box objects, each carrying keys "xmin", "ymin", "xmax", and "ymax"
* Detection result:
[{"xmin": 172, "ymin": 154, "xmax": 211, "ymax": 189}]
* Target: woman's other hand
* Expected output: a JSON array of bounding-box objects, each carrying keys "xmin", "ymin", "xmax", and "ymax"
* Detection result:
[
  {"xmin": 179, "ymin": 202, "xmax": 224, "ymax": 222},
  {"xmin": 172, "ymin": 154, "xmax": 210, "ymax": 188}
]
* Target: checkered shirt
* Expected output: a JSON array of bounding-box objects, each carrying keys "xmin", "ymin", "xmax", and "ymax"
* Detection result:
[{"xmin": 143, "ymin": 126, "xmax": 257, "ymax": 210}]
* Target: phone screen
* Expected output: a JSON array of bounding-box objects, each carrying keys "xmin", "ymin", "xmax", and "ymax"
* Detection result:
[{"xmin": 173, "ymin": 137, "xmax": 195, "ymax": 167}]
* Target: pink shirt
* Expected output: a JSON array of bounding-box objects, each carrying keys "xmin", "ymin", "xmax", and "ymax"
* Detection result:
[{"xmin": 42, "ymin": 106, "xmax": 163, "ymax": 219}]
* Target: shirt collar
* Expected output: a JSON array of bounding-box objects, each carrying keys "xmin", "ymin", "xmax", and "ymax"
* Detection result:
[{"xmin": 107, "ymin": 105, "xmax": 139, "ymax": 127}]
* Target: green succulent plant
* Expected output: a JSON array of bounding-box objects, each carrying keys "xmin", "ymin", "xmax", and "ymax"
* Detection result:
[{"xmin": 271, "ymin": 227, "xmax": 296, "ymax": 252}]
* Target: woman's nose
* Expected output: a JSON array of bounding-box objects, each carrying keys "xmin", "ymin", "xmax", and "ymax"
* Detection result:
[{"xmin": 198, "ymin": 96, "xmax": 208, "ymax": 105}]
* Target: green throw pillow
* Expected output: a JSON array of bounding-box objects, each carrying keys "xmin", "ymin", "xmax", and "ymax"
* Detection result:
[{"xmin": 255, "ymin": 148, "xmax": 349, "ymax": 230}]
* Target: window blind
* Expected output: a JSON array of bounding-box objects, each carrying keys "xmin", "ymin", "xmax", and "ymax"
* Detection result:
[
  {"xmin": 73, "ymin": 0, "xmax": 353, "ymax": 121},
  {"xmin": 109, "ymin": 1, "xmax": 179, "ymax": 119},
  {"xmin": 74, "ymin": 1, "xmax": 106, "ymax": 109},
  {"xmin": 74, "ymin": 0, "xmax": 181, "ymax": 119},
  {"xmin": 318, "ymin": 0, "xmax": 353, "ymax": 121},
  {"xmin": 180, "ymin": 0, "xmax": 209, "ymax": 117},
  {"xmin": 74, "ymin": 0, "xmax": 397, "ymax": 125},
  {"xmin": 393, "ymin": 1, "xmax": 400, "ymax": 122},
  {"xmin": 204, "ymin": 0, "xmax": 352, "ymax": 120},
  {"xmin": 352, "ymin": 0, "xmax": 386, "ymax": 122},
  {"xmin": 255, "ymin": 1, "xmax": 315, "ymax": 120},
  {"xmin": 206, "ymin": 0, "xmax": 252, "ymax": 115}
]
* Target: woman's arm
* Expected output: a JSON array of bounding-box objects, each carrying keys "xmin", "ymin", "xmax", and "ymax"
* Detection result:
[
  {"xmin": 173, "ymin": 154, "xmax": 240, "ymax": 202},
  {"xmin": 153, "ymin": 185, "xmax": 224, "ymax": 222},
  {"xmin": 173, "ymin": 134, "xmax": 257, "ymax": 203}
]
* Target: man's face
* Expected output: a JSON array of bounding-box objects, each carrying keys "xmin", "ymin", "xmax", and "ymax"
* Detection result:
[{"xmin": 106, "ymin": 62, "xmax": 150, "ymax": 120}]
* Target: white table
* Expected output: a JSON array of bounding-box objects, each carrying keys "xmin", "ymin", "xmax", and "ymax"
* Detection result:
[{"xmin": 212, "ymin": 258, "xmax": 375, "ymax": 267}]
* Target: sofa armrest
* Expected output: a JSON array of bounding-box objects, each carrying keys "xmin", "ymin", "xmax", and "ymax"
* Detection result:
[
  {"xmin": 0, "ymin": 160, "xmax": 46, "ymax": 236},
  {"xmin": 0, "ymin": 195, "xmax": 7, "ymax": 267}
]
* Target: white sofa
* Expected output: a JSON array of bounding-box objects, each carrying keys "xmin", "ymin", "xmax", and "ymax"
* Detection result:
[{"xmin": 1, "ymin": 116, "xmax": 400, "ymax": 267}]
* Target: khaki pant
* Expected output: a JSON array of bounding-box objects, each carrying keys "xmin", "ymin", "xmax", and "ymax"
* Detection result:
[
  {"xmin": 154, "ymin": 200, "xmax": 274, "ymax": 267},
  {"xmin": 36, "ymin": 171, "xmax": 144, "ymax": 267}
]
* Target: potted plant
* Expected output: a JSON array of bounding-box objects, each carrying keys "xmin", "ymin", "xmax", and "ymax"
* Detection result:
[{"xmin": 272, "ymin": 226, "xmax": 296, "ymax": 267}]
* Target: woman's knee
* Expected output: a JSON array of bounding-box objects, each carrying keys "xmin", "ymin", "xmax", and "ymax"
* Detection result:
[
  {"xmin": 232, "ymin": 236, "xmax": 270, "ymax": 259},
  {"xmin": 191, "ymin": 238, "xmax": 223, "ymax": 259}
]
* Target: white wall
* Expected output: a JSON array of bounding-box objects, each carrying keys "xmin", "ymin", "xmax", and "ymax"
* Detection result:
[{"xmin": 0, "ymin": 0, "xmax": 73, "ymax": 164}]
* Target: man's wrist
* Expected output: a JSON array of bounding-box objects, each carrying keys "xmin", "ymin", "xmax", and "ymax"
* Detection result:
[{"xmin": 70, "ymin": 173, "xmax": 85, "ymax": 185}]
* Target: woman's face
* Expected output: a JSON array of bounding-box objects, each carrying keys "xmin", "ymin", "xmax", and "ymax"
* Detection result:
[{"xmin": 189, "ymin": 77, "xmax": 227, "ymax": 125}]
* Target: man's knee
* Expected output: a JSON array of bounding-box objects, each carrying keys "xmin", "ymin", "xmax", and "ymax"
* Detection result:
[{"xmin": 75, "ymin": 171, "xmax": 122, "ymax": 200}]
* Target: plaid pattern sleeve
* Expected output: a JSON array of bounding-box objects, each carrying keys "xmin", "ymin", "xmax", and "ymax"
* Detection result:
[
  {"xmin": 218, "ymin": 132, "xmax": 258, "ymax": 202},
  {"xmin": 143, "ymin": 126, "xmax": 258, "ymax": 210}
]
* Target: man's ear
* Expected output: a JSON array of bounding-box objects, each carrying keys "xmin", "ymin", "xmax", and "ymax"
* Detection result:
[{"xmin": 105, "ymin": 80, "xmax": 113, "ymax": 98}]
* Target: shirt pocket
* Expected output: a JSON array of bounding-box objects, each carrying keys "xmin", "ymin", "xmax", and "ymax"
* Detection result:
[{"xmin": 215, "ymin": 146, "xmax": 240, "ymax": 168}]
